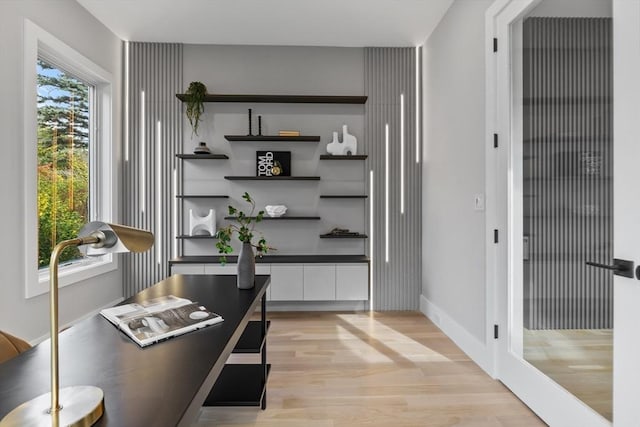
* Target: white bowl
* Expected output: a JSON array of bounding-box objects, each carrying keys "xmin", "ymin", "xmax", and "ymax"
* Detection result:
[{"xmin": 265, "ymin": 205, "xmax": 287, "ymax": 217}]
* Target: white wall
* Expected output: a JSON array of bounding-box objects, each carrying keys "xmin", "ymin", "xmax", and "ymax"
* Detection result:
[
  {"xmin": 0, "ymin": 0, "xmax": 122, "ymax": 341},
  {"xmin": 421, "ymin": 0, "xmax": 493, "ymax": 363}
]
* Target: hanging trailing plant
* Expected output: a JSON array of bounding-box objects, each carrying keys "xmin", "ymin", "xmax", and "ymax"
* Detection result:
[{"xmin": 185, "ymin": 81, "xmax": 207, "ymax": 137}]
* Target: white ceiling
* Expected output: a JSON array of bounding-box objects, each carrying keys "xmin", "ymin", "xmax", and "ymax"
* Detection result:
[{"xmin": 76, "ymin": 0, "xmax": 454, "ymax": 47}]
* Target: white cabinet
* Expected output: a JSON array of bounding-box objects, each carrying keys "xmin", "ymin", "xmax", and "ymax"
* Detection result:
[
  {"xmin": 170, "ymin": 261, "xmax": 368, "ymax": 302},
  {"xmin": 171, "ymin": 264, "xmax": 205, "ymax": 274},
  {"xmin": 336, "ymin": 264, "xmax": 369, "ymax": 300},
  {"xmin": 270, "ymin": 264, "xmax": 303, "ymax": 301},
  {"xmin": 303, "ymin": 264, "xmax": 336, "ymax": 301},
  {"xmin": 204, "ymin": 264, "xmax": 237, "ymax": 275}
]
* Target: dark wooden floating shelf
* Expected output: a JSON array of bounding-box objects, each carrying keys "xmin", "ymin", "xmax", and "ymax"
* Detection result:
[
  {"xmin": 204, "ymin": 364, "xmax": 271, "ymax": 407},
  {"xmin": 225, "ymin": 176, "xmax": 320, "ymax": 181},
  {"xmin": 176, "ymin": 235, "xmax": 216, "ymax": 239},
  {"xmin": 319, "ymin": 155, "xmax": 368, "ymax": 160},
  {"xmin": 320, "ymin": 195, "xmax": 368, "ymax": 199},
  {"xmin": 225, "ymin": 135, "xmax": 320, "ymax": 142},
  {"xmin": 320, "ymin": 233, "xmax": 368, "ymax": 239},
  {"xmin": 176, "ymin": 93, "xmax": 367, "ymax": 104},
  {"xmin": 176, "ymin": 154, "xmax": 229, "ymax": 159},
  {"xmin": 176, "ymin": 195, "xmax": 229, "ymax": 199},
  {"xmin": 225, "ymin": 216, "xmax": 321, "ymax": 220}
]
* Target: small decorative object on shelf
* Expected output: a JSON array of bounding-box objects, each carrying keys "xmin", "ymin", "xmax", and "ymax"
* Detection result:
[
  {"xmin": 247, "ymin": 108, "xmax": 253, "ymax": 136},
  {"xmin": 278, "ymin": 130, "xmax": 300, "ymax": 136},
  {"xmin": 189, "ymin": 209, "xmax": 216, "ymax": 236},
  {"xmin": 193, "ymin": 142, "xmax": 211, "ymax": 154},
  {"xmin": 326, "ymin": 124, "xmax": 357, "ymax": 155},
  {"xmin": 185, "ymin": 81, "xmax": 207, "ymax": 137},
  {"xmin": 265, "ymin": 205, "xmax": 287, "ymax": 218},
  {"xmin": 215, "ymin": 192, "xmax": 274, "ymax": 289},
  {"xmin": 327, "ymin": 227, "xmax": 360, "ymax": 236},
  {"xmin": 256, "ymin": 151, "xmax": 291, "ymax": 177},
  {"xmin": 258, "ymin": 115, "xmax": 263, "ymax": 136}
]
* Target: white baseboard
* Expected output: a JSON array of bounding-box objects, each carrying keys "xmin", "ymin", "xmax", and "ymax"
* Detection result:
[
  {"xmin": 420, "ymin": 294, "xmax": 493, "ymax": 375},
  {"xmin": 30, "ymin": 297, "xmax": 125, "ymax": 345}
]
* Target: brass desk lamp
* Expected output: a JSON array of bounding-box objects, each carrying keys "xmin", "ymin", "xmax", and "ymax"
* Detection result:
[{"xmin": 0, "ymin": 222, "xmax": 154, "ymax": 427}]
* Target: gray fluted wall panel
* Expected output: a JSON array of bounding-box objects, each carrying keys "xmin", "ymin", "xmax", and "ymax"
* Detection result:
[
  {"xmin": 523, "ymin": 18, "xmax": 612, "ymax": 329},
  {"xmin": 123, "ymin": 42, "xmax": 183, "ymax": 297},
  {"xmin": 365, "ymin": 48, "xmax": 421, "ymax": 310}
]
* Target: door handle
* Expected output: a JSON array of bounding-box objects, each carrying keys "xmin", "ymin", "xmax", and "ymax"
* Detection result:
[{"xmin": 585, "ymin": 258, "xmax": 634, "ymax": 278}]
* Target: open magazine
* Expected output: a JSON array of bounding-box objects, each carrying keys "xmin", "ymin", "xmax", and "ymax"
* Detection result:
[{"xmin": 100, "ymin": 295, "xmax": 223, "ymax": 347}]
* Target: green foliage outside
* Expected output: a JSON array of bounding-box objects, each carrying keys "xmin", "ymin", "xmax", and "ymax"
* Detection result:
[{"xmin": 37, "ymin": 59, "xmax": 90, "ymax": 268}]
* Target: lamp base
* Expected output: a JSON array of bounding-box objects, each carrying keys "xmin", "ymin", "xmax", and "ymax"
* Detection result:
[{"xmin": 0, "ymin": 386, "xmax": 104, "ymax": 427}]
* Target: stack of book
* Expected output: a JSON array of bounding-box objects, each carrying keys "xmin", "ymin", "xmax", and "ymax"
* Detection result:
[{"xmin": 278, "ymin": 130, "xmax": 300, "ymax": 137}]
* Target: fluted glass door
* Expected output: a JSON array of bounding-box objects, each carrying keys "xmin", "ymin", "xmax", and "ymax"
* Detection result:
[{"xmin": 518, "ymin": 5, "xmax": 613, "ymax": 422}]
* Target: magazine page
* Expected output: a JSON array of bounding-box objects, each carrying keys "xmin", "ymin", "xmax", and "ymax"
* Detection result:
[
  {"xmin": 100, "ymin": 295, "xmax": 191, "ymax": 326},
  {"xmin": 100, "ymin": 295, "xmax": 223, "ymax": 347}
]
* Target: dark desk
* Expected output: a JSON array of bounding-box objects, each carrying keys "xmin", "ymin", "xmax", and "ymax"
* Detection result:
[{"xmin": 0, "ymin": 274, "xmax": 270, "ymax": 427}]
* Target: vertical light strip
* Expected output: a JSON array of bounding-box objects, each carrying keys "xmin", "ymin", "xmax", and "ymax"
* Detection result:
[
  {"xmin": 173, "ymin": 168, "xmax": 178, "ymax": 258},
  {"xmin": 124, "ymin": 42, "xmax": 130, "ymax": 162},
  {"xmin": 415, "ymin": 46, "xmax": 421, "ymax": 164},
  {"xmin": 140, "ymin": 90, "xmax": 146, "ymax": 214},
  {"xmin": 156, "ymin": 120, "xmax": 162, "ymax": 264},
  {"xmin": 400, "ymin": 93, "xmax": 405, "ymax": 214},
  {"xmin": 369, "ymin": 170, "xmax": 374, "ymax": 311},
  {"xmin": 385, "ymin": 123, "xmax": 390, "ymax": 263}
]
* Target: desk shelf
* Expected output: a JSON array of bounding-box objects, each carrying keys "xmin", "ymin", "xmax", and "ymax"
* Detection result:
[
  {"xmin": 233, "ymin": 320, "xmax": 270, "ymax": 354},
  {"xmin": 204, "ymin": 364, "xmax": 271, "ymax": 407}
]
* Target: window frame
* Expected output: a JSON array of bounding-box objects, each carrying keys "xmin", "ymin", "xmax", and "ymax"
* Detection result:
[{"xmin": 24, "ymin": 20, "xmax": 116, "ymax": 298}]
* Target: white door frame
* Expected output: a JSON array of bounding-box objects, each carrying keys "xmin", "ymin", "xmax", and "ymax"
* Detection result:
[{"xmin": 485, "ymin": 1, "xmax": 612, "ymax": 425}]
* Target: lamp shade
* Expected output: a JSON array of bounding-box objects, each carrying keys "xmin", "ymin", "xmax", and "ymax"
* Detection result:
[{"xmin": 78, "ymin": 222, "xmax": 154, "ymax": 256}]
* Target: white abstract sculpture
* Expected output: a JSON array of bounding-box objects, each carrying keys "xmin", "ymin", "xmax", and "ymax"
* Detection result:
[
  {"xmin": 265, "ymin": 205, "xmax": 287, "ymax": 217},
  {"xmin": 189, "ymin": 209, "xmax": 216, "ymax": 236},
  {"xmin": 326, "ymin": 124, "xmax": 358, "ymax": 155}
]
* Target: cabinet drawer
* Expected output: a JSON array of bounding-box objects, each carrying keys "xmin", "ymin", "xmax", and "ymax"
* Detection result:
[
  {"xmin": 270, "ymin": 264, "xmax": 303, "ymax": 301},
  {"xmin": 336, "ymin": 264, "xmax": 369, "ymax": 300},
  {"xmin": 303, "ymin": 264, "xmax": 336, "ymax": 301}
]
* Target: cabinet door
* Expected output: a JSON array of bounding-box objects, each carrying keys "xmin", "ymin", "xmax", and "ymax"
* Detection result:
[
  {"xmin": 204, "ymin": 264, "xmax": 271, "ymax": 299},
  {"xmin": 171, "ymin": 264, "xmax": 205, "ymax": 275},
  {"xmin": 303, "ymin": 264, "xmax": 336, "ymax": 301},
  {"xmin": 336, "ymin": 264, "xmax": 369, "ymax": 300},
  {"xmin": 204, "ymin": 264, "xmax": 237, "ymax": 275},
  {"xmin": 270, "ymin": 264, "xmax": 303, "ymax": 301}
]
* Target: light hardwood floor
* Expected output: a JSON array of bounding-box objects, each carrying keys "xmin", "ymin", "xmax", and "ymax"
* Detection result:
[
  {"xmin": 195, "ymin": 312, "xmax": 545, "ymax": 427},
  {"xmin": 524, "ymin": 328, "xmax": 612, "ymax": 421}
]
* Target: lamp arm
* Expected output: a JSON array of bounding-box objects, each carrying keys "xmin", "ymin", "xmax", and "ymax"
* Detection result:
[{"xmin": 48, "ymin": 235, "xmax": 100, "ymax": 414}]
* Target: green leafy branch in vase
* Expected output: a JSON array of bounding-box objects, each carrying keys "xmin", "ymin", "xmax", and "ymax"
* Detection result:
[{"xmin": 215, "ymin": 192, "xmax": 273, "ymax": 264}]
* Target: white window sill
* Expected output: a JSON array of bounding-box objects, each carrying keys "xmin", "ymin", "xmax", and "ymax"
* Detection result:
[{"xmin": 26, "ymin": 255, "xmax": 117, "ymax": 299}]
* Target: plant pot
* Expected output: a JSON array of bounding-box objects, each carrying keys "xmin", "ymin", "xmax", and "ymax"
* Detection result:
[{"xmin": 237, "ymin": 242, "xmax": 255, "ymax": 289}]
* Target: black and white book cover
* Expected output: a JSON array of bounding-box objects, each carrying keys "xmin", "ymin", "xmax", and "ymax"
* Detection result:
[{"xmin": 256, "ymin": 151, "xmax": 291, "ymax": 177}]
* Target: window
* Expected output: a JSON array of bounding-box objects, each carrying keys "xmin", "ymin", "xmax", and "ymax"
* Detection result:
[
  {"xmin": 37, "ymin": 59, "xmax": 92, "ymax": 268},
  {"xmin": 24, "ymin": 20, "xmax": 116, "ymax": 298}
]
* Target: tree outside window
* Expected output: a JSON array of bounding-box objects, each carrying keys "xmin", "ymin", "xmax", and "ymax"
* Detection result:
[{"xmin": 37, "ymin": 59, "xmax": 91, "ymax": 268}]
